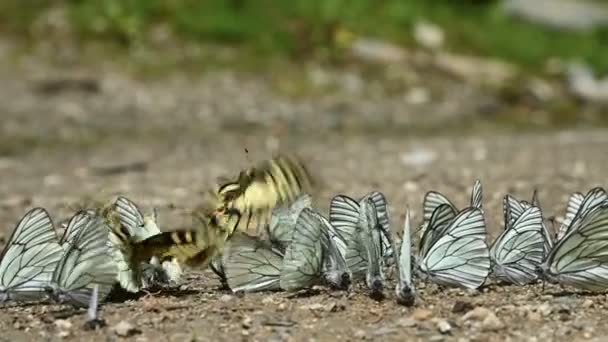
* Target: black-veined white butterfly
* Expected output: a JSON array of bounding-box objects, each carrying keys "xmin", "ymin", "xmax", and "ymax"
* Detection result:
[
  {"xmin": 46, "ymin": 211, "xmax": 117, "ymax": 307},
  {"xmin": 490, "ymin": 201, "xmax": 544, "ymax": 285},
  {"xmin": 329, "ymin": 191, "xmax": 393, "ymax": 271},
  {"xmin": 108, "ymin": 196, "xmax": 182, "ymax": 292},
  {"xmin": 555, "ymin": 187, "xmax": 607, "ymax": 243},
  {"xmin": 358, "ymin": 198, "xmax": 385, "ymax": 298},
  {"xmin": 280, "ymin": 208, "xmax": 350, "ymax": 291},
  {"xmin": 539, "ymin": 202, "xmax": 608, "ymax": 291},
  {"xmin": 223, "ymin": 233, "xmax": 283, "ymax": 293},
  {"xmin": 0, "ymin": 208, "xmax": 63, "ymax": 303},
  {"xmin": 420, "ymin": 179, "xmax": 483, "ymax": 237},
  {"xmin": 502, "ymin": 192, "xmax": 553, "ymax": 255},
  {"xmin": 267, "ymin": 194, "xmax": 313, "ymax": 251},
  {"xmin": 394, "ymin": 208, "xmax": 415, "ymax": 306},
  {"xmin": 418, "ymin": 206, "xmax": 490, "ymax": 289}
]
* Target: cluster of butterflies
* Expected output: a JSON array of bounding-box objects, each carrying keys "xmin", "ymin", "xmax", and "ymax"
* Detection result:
[
  {"xmin": 0, "ymin": 155, "xmax": 313, "ymax": 310},
  {"xmin": 218, "ymin": 182, "xmax": 608, "ymax": 307},
  {"xmin": 0, "ymin": 153, "xmax": 607, "ymax": 316}
]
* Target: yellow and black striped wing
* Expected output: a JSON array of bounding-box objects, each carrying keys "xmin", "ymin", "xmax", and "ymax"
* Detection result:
[
  {"xmin": 131, "ymin": 209, "xmax": 240, "ymax": 268},
  {"xmin": 215, "ymin": 155, "xmax": 314, "ymax": 234}
]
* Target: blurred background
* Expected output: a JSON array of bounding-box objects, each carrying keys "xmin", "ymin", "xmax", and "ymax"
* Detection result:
[
  {"xmin": 0, "ymin": 0, "xmax": 607, "ymax": 260},
  {"xmin": 2, "ymin": 0, "xmax": 608, "ymax": 157}
]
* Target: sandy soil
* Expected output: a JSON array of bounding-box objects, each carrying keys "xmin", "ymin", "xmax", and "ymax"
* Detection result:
[{"xmin": 1, "ymin": 128, "xmax": 607, "ymax": 342}]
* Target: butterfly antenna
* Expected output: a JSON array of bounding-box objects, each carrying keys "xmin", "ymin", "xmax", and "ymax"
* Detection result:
[{"xmin": 153, "ymin": 207, "xmax": 159, "ymax": 224}]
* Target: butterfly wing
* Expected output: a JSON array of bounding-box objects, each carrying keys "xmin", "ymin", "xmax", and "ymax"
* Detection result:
[
  {"xmin": 543, "ymin": 202, "xmax": 608, "ymax": 291},
  {"xmin": 556, "ymin": 191, "xmax": 595, "ymax": 241},
  {"xmin": 314, "ymin": 212, "xmax": 350, "ymax": 289},
  {"xmin": 490, "ymin": 206, "xmax": 544, "ymax": 285},
  {"xmin": 420, "ymin": 207, "xmax": 490, "ymax": 289},
  {"xmin": 52, "ymin": 212, "xmax": 116, "ymax": 307},
  {"xmin": 361, "ymin": 191, "xmax": 393, "ymax": 263},
  {"xmin": 223, "ymin": 234, "xmax": 283, "ymax": 293},
  {"xmin": 470, "ymin": 179, "xmax": 483, "ymax": 210},
  {"xmin": 421, "ymin": 191, "xmax": 457, "ymax": 235},
  {"xmin": 216, "ymin": 155, "xmax": 314, "ymax": 235},
  {"xmin": 359, "ymin": 198, "xmax": 385, "ymax": 297},
  {"xmin": 329, "ymin": 194, "xmax": 360, "ymax": 243},
  {"xmin": 280, "ymin": 208, "xmax": 324, "ymax": 291},
  {"xmin": 0, "ymin": 208, "xmax": 63, "ymax": 302},
  {"xmin": 419, "ymin": 204, "xmax": 457, "ymax": 258},
  {"xmin": 268, "ymin": 194, "xmax": 312, "ymax": 250}
]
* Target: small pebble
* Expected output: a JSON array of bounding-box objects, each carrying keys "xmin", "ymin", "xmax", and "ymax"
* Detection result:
[
  {"xmin": 54, "ymin": 319, "xmax": 72, "ymax": 331},
  {"xmin": 452, "ymin": 301, "xmax": 474, "ymax": 314},
  {"xmin": 462, "ymin": 307, "xmax": 491, "ymax": 321},
  {"xmin": 354, "ymin": 329, "xmax": 366, "ymax": 339},
  {"xmin": 436, "ymin": 319, "xmax": 452, "ymax": 334},
  {"xmin": 242, "ymin": 316, "xmax": 252, "ymax": 329},
  {"xmin": 480, "ymin": 314, "xmax": 504, "ymax": 332},
  {"xmin": 112, "ymin": 321, "xmax": 141, "ymax": 337},
  {"xmin": 396, "ymin": 317, "xmax": 417, "ymax": 328},
  {"xmin": 219, "ymin": 294, "xmax": 233, "ymax": 302},
  {"xmin": 411, "ymin": 308, "xmax": 433, "ymax": 321}
]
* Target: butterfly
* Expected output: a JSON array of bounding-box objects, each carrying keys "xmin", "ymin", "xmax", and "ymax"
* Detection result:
[
  {"xmin": 210, "ymin": 194, "xmax": 312, "ymax": 287},
  {"xmin": 490, "ymin": 199, "xmax": 545, "ymax": 285},
  {"xmin": 420, "ymin": 179, "xmax": 483, "ymax": 237},
  {"xmin": 0, "ymin": 208, "xmax": 63, "ymax": 303},
  {"xmin": 539, "ymin": 201, "xmax": 608, "ymax": 291},
  {"xmin": 127, "ymin": 208, "xmax": 240, "ymax": 273},
  {"xmin": 106, "ymin": 196, "xmax": 182, "ymax": 292},
  {"xmin": 358, "ymin": 197, "xmax": 386, "ymax": 298},
  {"xmin": 503, "ymin": 191, "xmax": 553, "ymax": 254},
  {"xmin": 329, "ymin": 191, "xmax": 393, "ymax": 271},
  {"xmin": 267, "ymin": 194, "xmax": 313, "ymax": 251},
  {"xmin": 394, "ymin": 208, "xmax": 415, "ymax": 306},
  {"xmin": 46, "ymin": 211, "xmax": 117, "ymax": 308},
  {"xmin": 210, "ymin": 155, "xmax": 314, "ymax": 235},
  {"xmin": 554, "ymin": 187, "xmax": 607, "ymax": 243},
  {"xmin": 280, "ymin": 208, "xmax": 350, "ymax": 292},
  {"xmin": 418, "ymin": 206, "xmax": 490, "ymax": 289}
]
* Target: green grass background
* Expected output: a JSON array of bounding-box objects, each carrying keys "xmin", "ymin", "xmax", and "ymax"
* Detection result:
[{"xmin": 2, "ymin": 0, "xmax": 608, "ymax": 72}]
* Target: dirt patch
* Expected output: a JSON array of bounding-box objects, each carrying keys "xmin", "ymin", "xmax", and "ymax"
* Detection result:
[{"xmin": 0, "ymin": 130, "xmax": 607, "ymax": 341}]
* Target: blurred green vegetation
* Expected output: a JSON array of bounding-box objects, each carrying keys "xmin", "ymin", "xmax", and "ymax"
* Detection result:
[{"xmin": 2, "ymin": 0, "xmax": 608, "ymax": 72}]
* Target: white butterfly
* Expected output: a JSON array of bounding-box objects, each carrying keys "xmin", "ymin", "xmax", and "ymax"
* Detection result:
[
  {"xmin": 555, "ymin": 187, "xmax": 607, "ymax": 243},
  {"xmin": 224, "ymin": 207, "xmax": 349, "ymax": 293},
  {"xmin": 223, "ymin": 233, "xmax": 283, "ymax": 293},
  {"xmin": 46, "ymin": 211, "xmax": 116, "ymax": 307},
  {"xmin": 503, "ymin": 191, "xmax": 553, "ymax": 256},
  {"xmin": 539, "ymin": 201, "xmax": 608, "ymax": 291},
  {"xmin": 395, "ymin": 208, "xmax": 415, "ymax": 306},
  {"xmin": 0, "ymin": 208, "xmax": 63, "ymax": 303},
  {"xmin": 329, "ymin": 191, "xmax": 393, "ymax": 274},
  {"xmin": 280, "ymin": 208, "xmax": 350, "ymax": 291},
  {"xmin": 267, "ymin": 194, "xmax": 313, "ymax": 251},
  {"xmin": 420, "ymin": 179, "xmax": 483, "ymax": 237},
  {"xmin": 490, "ymin": 200, "xmax": 544, "ymax": 285},
  {"xmin": 108, "ymin": 196, "xmax": 182, "ymax": 292},
  {"xmin": 210, "ymin": 194, "xmax": 313, "ymax": 287},
  {"xmin": 418, "ymin": 206, "xmax": 490, "ymax": 289},
  {"xmin": 357, "ymin": 198, "xmax": 385, "ymax": 298}
]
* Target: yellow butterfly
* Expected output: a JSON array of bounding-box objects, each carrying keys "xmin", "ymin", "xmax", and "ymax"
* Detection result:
[{"xmin": 209, "ymin": 154, "xmax": 314, "ymax": 235}]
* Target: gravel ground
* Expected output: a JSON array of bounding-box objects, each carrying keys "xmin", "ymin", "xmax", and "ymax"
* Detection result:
[
  {"xmin": 0, "ymin": 52, "xmax": 607, "ymax": 341},
  {"xmin": 0, "ymin": 129, "xmax": 607, "ymax": 342}
]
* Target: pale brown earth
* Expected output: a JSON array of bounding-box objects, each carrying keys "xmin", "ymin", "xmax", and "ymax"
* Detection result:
[{"xmin": 0, "ymin": 56, "xmax": 607, "ymax": 342}]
